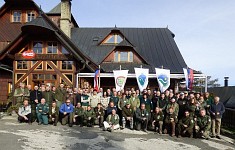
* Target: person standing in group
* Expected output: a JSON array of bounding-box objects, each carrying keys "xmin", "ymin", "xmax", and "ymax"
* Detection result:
[
  {"xmin": 42, "ymin": 85, "xmax": 54, "ymax": 108},
  {"xmin": 100, "ymin": 92, "xmax": 110, "ymax": 110},
  {"xmin": 151, "ymin": 107, "xmax": 164, "ymax": 134},
  {"xmin": 36, "ymin": 98, "xmax": 49, "ymax": 125},
  {"xmin": 94, "ymin": 103, "xmax": 105, "ymax": 127},
  {"xmin": 84, "ymin": 105, "xmax": 96, "ymax": 127},
  {"xmin": 129, "ymin": 91, "xmax": 140, "ymax": 112},
  {"xmin": 177, "ymin": 110, "xmax": 194, "ymax": 138},
  {"xmin": 140, "ymin": 93, "xmax": 153, "ymax": 113},
  {"xmin": 210, "ymin": 96, "xmax": 225, "ymax": 139},
  {"xmin": 195, "ymin": 109, "xmax": 211, "ymax": 140},
  {"xmin": 54, "ymin": 83, "xmax": 67, "ymax": 108},
  {"xmin": 122, "ymin": 102, "xmax": 134, "ymax": 130},
  {"xmin": 157, "ymin": 93, "xmax": 168, "ymax": 113},
  {"xmin": 81, "ymin": 89, "xmax": 90, "ymax": 111},
  {"xmin": 90, "ymin": 89, "xmax": 101, "ymax": 108},
  {"xmin": 73, "ymin": 102, "xmax": 85, "ymax": 126},
  {"xmin": 30, "ymin": 85, "xmax": 42, "ymax": 122},
  {"xmin": 14, "ymin": 82, "xmax": 30, "ymax": 109},
  {"xmin": 164, "ymin": 107, "xmax": 178, "ymax": 137},
  {"xmin": 110, "ymin": 91, "xmax": 119, "ymax": 107}
]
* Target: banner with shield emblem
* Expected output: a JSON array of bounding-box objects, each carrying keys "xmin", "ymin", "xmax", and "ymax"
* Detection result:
[
  {"xmin": 113, "ymin": 70, "xmax": 129, "ymax": 92},
  {"xmin": 134, "ymin": 68, "xmax": 149, "ymax": 92},
  {"xmin": 155, "ymin": 68, "xmax": 170, "ymax": 93}
]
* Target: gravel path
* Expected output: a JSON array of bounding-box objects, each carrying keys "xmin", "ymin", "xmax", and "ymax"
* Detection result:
[{"xmin": 0, "ymin": 115, "xmax": 234, "ymax": 150}]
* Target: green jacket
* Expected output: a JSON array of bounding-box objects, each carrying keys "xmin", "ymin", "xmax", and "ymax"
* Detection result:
[
  {"xmin": 178, "ymin": 116, "xmax": 194, "ymax": 131},
  {"xmin": 54, "ymin": 87, "xmax": 66, "ymax": 102},
  {"xmin": 118, "ymin": 98, "xmax": 127, "ymax": 110},
  {"xmin": 84, "ymin": 109, "xmax": 96, "ymax": 118},
  {"xmin": 152, "ymin": 111, "xmax": 164, "ymax": 122},
  {"xmin": 36, "ymin": 103, "xmax": 49, "ymax": 114},
  {"xmin": 42, "ymin": 91, "xmax": 54, "ymax": 105},
  {"xmin": 122, "ymin": 106, "xmax": 134, "ymax": 118},
  {"xmin": 197, "ymin": 115, "xmax": 211, "ymax": 131},
  {"xmin": 14, "ymin": 88, "xmax": 30, "ymax": 102},
  {"xmin": 106, "ymin": 114, "xmax": 119, "ymax": 125},
  {"xmin": 94, "ymin": 107, "xmax": 105, "ymax": 117},
  {"xmin": 166, "ymin": 102, "xmax": 179, "ymax": 116},
  {"xmin": 165, "ymin": 112, "xmax": 178, "ymax": 124},
  {"xmin": 185, "ymin": 103, "xmax": 196, "ymax": 117},
  {"xmin": 74, "ymin": 107, "xmax": 84, "ymax": 116},
  {"xmin": 129, "ymin": 96, "xmax": 140, "ymax": 111},
  {"xmin": 49, "ymin": 106, "xmax": 59, "ymax": 116}
]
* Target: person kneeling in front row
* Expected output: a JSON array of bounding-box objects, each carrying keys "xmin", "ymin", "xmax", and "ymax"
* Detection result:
[
  {"xmin": 103, "ymin": 109, "xmax": 120, "ymax": 132},
  {"xmin": 60, "ymin": 99, "xmax": 74, "ymax": 127},
  {"xmin": 49, "ymin": 101, "xmax": 59, "ymax": 126},
  {"xmin": 36, "ymin": 98, "xmax": 49, "ymax": 125},
  {"xmin": 18, "ymin": 99, "xmax": 32, "ymax": 124}
]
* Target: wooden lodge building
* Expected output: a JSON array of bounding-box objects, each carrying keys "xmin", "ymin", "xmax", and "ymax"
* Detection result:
[{"xmin": 0, "ymin": 0, "xmax": 199, "ymax": 103}]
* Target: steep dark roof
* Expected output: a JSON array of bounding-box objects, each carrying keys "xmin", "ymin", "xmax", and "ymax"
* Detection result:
[
  {"xmin": 22, "ymin": 15, "xmax": 55, "ymax": 32},
  {"xmin": 117, "ymin": 38, "xmax": 133, "ymax": 47},
  {"xmin": 71, "ymin": 28, "xmax": 187, "ymax": 73},
  {"xmin": 208, "ymin": 86, "xmax": 235, "ymax": 108},
  {"xmin": 47, "ymin": 2, "xmax": 61, "ymax": 14}
]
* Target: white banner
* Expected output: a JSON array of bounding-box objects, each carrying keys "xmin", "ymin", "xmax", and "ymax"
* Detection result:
[
  {"xmin": 183, "ymin": 68, "xmax": 189, "ymax": 90},
  {"xmin": 134, "ymin": 68, "xmax": 149, "ymax": 92},
  {"xmin": 113, "ymin": 70, "xmax": 129, "ymax": 92},
  {"xmin": 155, "ymin": 68, "xmax": 170, "ymax": 93}
]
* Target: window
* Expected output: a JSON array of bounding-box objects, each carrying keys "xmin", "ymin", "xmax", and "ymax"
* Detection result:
[
  {"xmin": 47, "ymin": 42, "xmax": 58, "ymax": 54},
  {"xmin": 64, "ymin": 74, "xmax": 73, "ymax": 83},
  {"xmin": 46, "ymin": 61, "xmax": 57, "ymax": 70},
  {"xmin": 103, "ymin": 34, "xmax": 123, "ymax": 44},
  {"xmin": 33, "ymin": 74, "xmax": 57, "ymax": 80},
  {"xmin": 12, "ymin": 11, "xmax": 21, "ymax": 22},
  {"xmin": 27, "ymin": 11, "xmax": 36, "ymax": 22},
  {"xmin": 62, "ymin": 61, "xmax": 73, "ymax": 70},
  {"xmin": 33, "ymin": 42, "xmax": 43, "ymax": 54},
  {"xmin": 32, "ymin": 61, "xmax": 43, "ymax": 70},
  {"xmin": 17, "ymin": 61, "xmax": 28, "ymax": 69},
  {"xmin": 114, "ymin": 51, "xmax": 133, "ymax": 62}
]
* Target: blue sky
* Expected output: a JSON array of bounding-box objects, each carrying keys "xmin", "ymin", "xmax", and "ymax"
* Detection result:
[{"xmin": 1, "ymin": 0, "xmax": 235, "ymax": 86}]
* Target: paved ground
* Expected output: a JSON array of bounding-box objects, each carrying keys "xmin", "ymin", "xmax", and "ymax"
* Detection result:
[{"xmin": 0, "ymin": 114, "xmax": 234, "ymax": 150}]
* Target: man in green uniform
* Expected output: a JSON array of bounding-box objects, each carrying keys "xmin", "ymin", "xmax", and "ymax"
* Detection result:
[
  {"xmin": 14, "ymin": 82, "xmax": 30, "ymax": 109},
  {"xmin": 129, "ymin": 92, "xmax": 140, "ymax": 112},
  {"xmin": 81, "ymin": 89, "xmax": 90, "ymax": 110},
  {"xmin": 103, "ymin": 109, "xmax": 120, "ymax": 132},
  {"xmin": 42, "ymin": 85, "xmax": 54, "ymax": 108},
  {"xmin": 94, "ymin": 103, "xmax": 105, "ymax": 127},
  {"xmin": 151, "ymin": 107, "xmax": 164, "ymax": 134},
  {"xmin": 135, "ymin": 103, "xmax": 150, "ymax": 132},
  {"xmin": 36, "ymin": 98, "xmax": 49, "ymax": 125},
  {"xmin": 73, "ymin": 102, "xmax": 84, "ymax": 126},
  {"xmin": 122, "ymin": 102, "xmax": 134, "ymax": 129},
  {"xmin": 164, "ymin": 107, "xmax": 178, "ymax": 136},
  {"xmin": 110, "ymin": 91, "xmax": 119, "ymax": 107},
  {"xmin": 177, "ymin": 110, "xmax": 194, "ymax": 138},
  {"xmin": 195, "ymin": 109, "xmax": 211, "ymax": 140},
  {"xmin": 84, "ymin": 105, "xmax": 96, "ymax": 127},
  {"xmin": 55, "ymin": 83, "xmax": 66, "ymax": 108},
  {"xmin": 49, "ymin": 101, "xmax": 59, "ymax": 126}
]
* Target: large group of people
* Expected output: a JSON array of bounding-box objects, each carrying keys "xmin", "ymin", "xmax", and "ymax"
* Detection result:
[{"xmin": 15, "ymin": 82, "xmax": 225, "ymax": 140}]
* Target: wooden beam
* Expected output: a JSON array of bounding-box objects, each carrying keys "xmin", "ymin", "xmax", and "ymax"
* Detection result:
[
  {"xmin": 47, "ymin": 61, "xmax": 73, "ymax": 87},
  {"xmin": 15, "ymin": 60, "xmax": 42, "ymax": 85}
]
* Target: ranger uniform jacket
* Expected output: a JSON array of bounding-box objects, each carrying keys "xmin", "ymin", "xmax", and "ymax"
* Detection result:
[
  {"xmin": 197, "ymin": 115, "xmax": 211, "ymax": 131},
  {"xmin": 36, "ymin": 103, "xmax": 49, "ymax": 115},
  {"xmin": 152, "ymin": 111, "xmax": 164, "ymax": 122},
  {"xmin": 178, "ymin": 116, "xmax": 194, "ymax": 131},
  {"xmin": 122, "ymin": 106, "xmax": 134, "ymax": 118},
  {"xmin": 165, "ymin": 112, "xmax": 178, "ymax": 124}
]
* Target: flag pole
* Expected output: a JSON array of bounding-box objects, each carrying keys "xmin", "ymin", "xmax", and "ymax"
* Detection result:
[{"xmin": 98, "ymin": 65, "xmax": 101, "ymax": 90}]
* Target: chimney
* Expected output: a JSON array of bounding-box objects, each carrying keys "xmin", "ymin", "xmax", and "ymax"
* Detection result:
[
  {"xmin": 224, "ymin": 77, "xmax": 229, "ymax": 87},
  {"xmin": 60, "ymin": 0, "xmax": 72, "ymax": 38}
]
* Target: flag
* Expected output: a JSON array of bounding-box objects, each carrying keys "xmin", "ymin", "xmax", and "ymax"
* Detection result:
[
  {"xmin": 155, "ymin": 68, "xmax": 170, "ymax": 93},
  {"xmin": 183, "ymin": 68, "xmax": 194, "ymax": 90},
  {"xmin": 94, "ymin": 69, "xmax": 100, "ymax": 91},
  {"xmin": 134, "ymin": 68, "xmax": 149, "ymax": 92},
  {"xmin": 113, "ymin": 70, "xmax": 129, "ymax": 92}
]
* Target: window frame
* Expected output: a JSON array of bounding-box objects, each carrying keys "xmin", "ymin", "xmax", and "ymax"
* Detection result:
[
  {"xmin": 12, "ymin": 10, "xmax": 22, "ymax": 22},
  {"xmin": 103, "ymin": 34, "xmax": 123, "ymax": 45},
  {"xmin": 32, "ymin": 41, "xmax": 43, "ymax": 54},
  {"xmin": 114, "ymin": 51, "xmax": 134, "ymax": 62},
  {"xmin": 47, "ymin": 42, "xmax": 58, "ymax": 54},
  {"xmin": 61, "ymin": 61, "xmax": 73, "ymax": 70},
  {"xmin": 16, "ymin": 61, "xmax": 28, "ymax": 70},
  {"xmin": 26, "ymin": 11, "xmax": 36, "ymax": 22}
]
